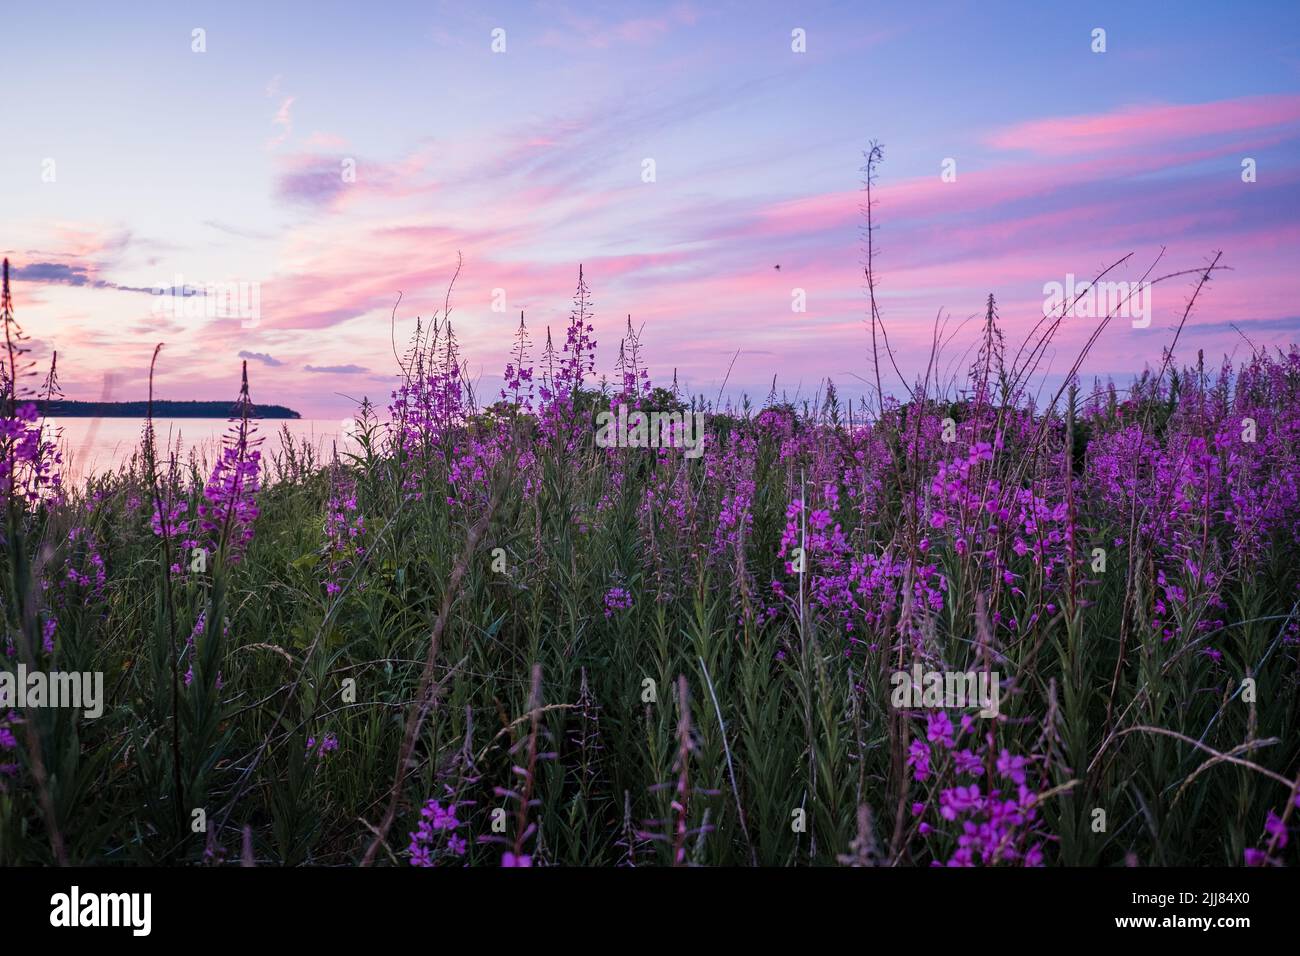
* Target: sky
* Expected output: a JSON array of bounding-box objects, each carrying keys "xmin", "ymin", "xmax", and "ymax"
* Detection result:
[{"xmin": 2, "ymin": 0, "xmax": 1299, "ymax": 418}]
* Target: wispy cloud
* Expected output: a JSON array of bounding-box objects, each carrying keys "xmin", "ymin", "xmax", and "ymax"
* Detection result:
[
  {"xmin": 275, "ymin": 156, "xmax": 351, "ymax": 208},
  {"xmin": 988, "ymin": 94, "xmax": 1300, "ymax": 156},
  {"xmin": 268, "ymin": 95, "xmax": 295, "ymax": 148},
  {"xmin": 204, "ymin": 220, "xmax": 274, "ymax": 240},
  {"xmin": 303, "ymin": 363, "xmax": 369, "ymax": 374},
  {"xmin": 537, "ymin": 3, "xmax": 698, "ymax": 48},
  {"xmin": 239, "ymin": 350, "xmax": 286, "ymax": 367},
  {"xmin": 10, "ymin": 260, "xmax": 154, "ymax": 294},
  {"xmin": 272, "ymin": 150, "xmax": 438, "ymax": 211},
  {"xmin": 1191, "ymin": 315, "xmax": 1300, "ymax": 335}
]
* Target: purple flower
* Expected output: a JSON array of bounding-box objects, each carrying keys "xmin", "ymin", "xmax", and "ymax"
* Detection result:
[
  {"xmin": 907, "ymin": 739, "xmax": 931, "ymax": 782},
  {"xmin": 1264, "ymin": 809, "xmax": 1288, "ymax": 848},
  {"xmin": 322, "ymin": 468, "xmax": 366, "ymax": 596},
  {"xmin": 408, "ymin": 796, "xmax": 469, "ymax": 866},
  {"xmin": 602, "ymin": 586, "xmax": 633, "ymax": 619},
  {"xmin": 306, "ymin": 733, "xmax": 339, "ymax": 759},
  {"xmin": 196, "ymin": 363, "xmax": 263, "ymax": 561},
  {"xmin": 939, "ymin": 784, "xmax": 983, "ymax": 821},
  {"xmin": 926, "ymin": 711, "xmax": 955, "ymax": 749},
  {"xmin": 996, "ymin": 749, "xmax": 1028, "ymax": 786},
  {"xmin": 954, "ymin": 749, "xmax": 983, "ymax": 776}
]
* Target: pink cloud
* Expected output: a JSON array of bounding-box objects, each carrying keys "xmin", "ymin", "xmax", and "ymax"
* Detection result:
[
  {"xmin": 268, "ymin": 96, "xmax": 295, "ymax": 148},
  {"xmin": 988, "ymin": 94, "xmax": 1300, "ymax": 156},
  {"xmin": 272, "ymin": 150, "xmax": 440, "ymax": 211},
  {"xmin": 304, "ymin": 131, "xmax": 349, "ymax": 149},
  {"xmin": 538, "ymin": 3, "xmax": 698, "ymax": 49}
]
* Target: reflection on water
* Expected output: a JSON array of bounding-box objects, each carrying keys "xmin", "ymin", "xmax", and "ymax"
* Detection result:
[{"xmin": 47, "ymin": 418, "xmax": 359, "ymax": 485}]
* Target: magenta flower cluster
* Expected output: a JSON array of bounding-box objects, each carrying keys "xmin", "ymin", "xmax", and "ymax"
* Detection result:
[
  {"xmin": 408, "ymin": 797, "xmax": 469, "ymax": 866},
  {"xmin": 907, "ymin": 710, "xmax": 1049, "ymax": 867},
  {"xmin": 1244, "ymin": 795, "xmax": 1298, "ymax": 866},
  {"xmin": 322, "ymin": 472, "xmax": 366, "ymax": 596},
  {"xmin": 602, "ymin": 586, "xmax": 633, "ymax": 619},
  {"xmin": 197, "ymin": 430, "xmax": 261, "ymax": 561}
]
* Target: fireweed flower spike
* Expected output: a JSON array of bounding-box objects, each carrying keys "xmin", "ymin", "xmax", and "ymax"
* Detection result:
[
  {"xmin": 1, "ymin": 259, "xmax": 71, "ymax": 863},
  {"xmin": 321, "ymin": 461, "xmax": 366, "ymax": 596},
  {"xmin": 197, "ymin": 361, "xmax": 263, "ymax": 562},
  {"xmin": 1, "ymin": 260, "xmax": 63, "ymax": 506}
]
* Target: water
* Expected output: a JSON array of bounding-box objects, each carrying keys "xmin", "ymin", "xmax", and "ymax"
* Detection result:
[{"xmin": 47, "ymin": 418, "xmax": 356, "ymax": 485}]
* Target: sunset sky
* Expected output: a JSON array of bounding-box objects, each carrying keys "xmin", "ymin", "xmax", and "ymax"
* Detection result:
[{"xmin": 3, "ymin": 0, "xmax": 1298, "ymax": 417}]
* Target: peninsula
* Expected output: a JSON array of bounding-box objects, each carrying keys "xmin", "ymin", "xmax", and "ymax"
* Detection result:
[{"xmin": 35, "ymin": 400, "xmax": 302, "ymax": 419}]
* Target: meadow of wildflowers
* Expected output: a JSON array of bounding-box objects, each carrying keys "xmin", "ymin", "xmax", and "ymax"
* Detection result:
[{"xmin": 1, "ymin": 248, "xmax": 1298, "ymax": 870}]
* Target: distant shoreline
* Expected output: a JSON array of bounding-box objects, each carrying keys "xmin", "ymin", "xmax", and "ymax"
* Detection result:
[{"xmin": 36, "ymin": 400, "xmax": 302, "ymax": 419}]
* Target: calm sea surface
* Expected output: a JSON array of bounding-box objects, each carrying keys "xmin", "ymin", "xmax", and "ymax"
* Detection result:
[{"xmin": 47, "ymin": 418, "xmax": 357, "ymax": 485}]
